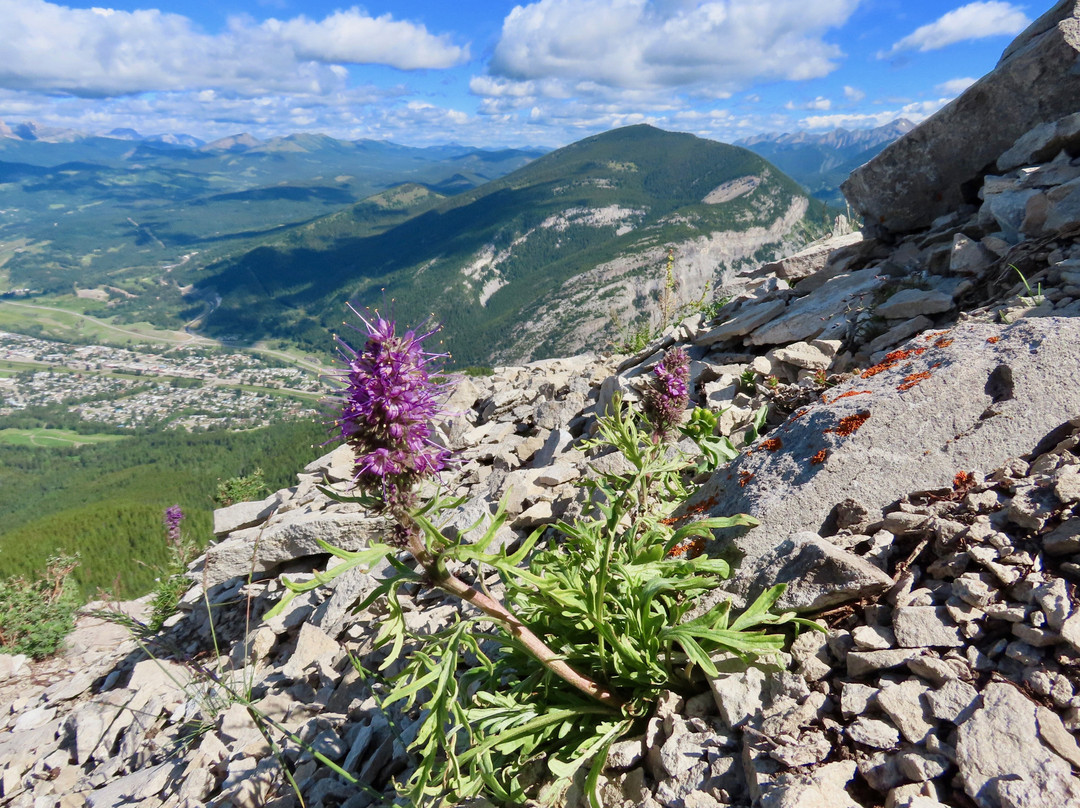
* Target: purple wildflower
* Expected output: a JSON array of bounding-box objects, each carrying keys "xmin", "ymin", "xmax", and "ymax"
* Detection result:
[
  {"xmin": 164, "ymin": 505, "xmax": 183, "ymax": 546},
  {"xmin": 642, "ymin": 346, "xmax": 690, "ymax": 442},
  {"xmin": 333, "ymin": 306, "xmax": 452, "ymax": 512}
]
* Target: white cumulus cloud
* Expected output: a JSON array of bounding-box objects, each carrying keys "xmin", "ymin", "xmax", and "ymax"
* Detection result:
[
  {"xmin": 261, "ymin": 10, "xmax": 468, "ymax": 70},
  {"xmin": 936, "ymin": 76, "xmax": 978, "ymax": 95},
  {"xmin": 0, "ymin": 0, "xmax": 468, "ymax": 98},
  {"xmin": 799, "ymin": 98, "xmax": 952, "ymax": 130},
  {"xmin": 880, "ymin": 2, "xmax": 1030, "ymax": 58},
  {"xmin": 479, "ymin": 0, "xmax": 861, "ymax": 99}
]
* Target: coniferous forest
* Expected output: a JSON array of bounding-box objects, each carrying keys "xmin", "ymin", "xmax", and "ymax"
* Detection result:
[{"xmin": 0, "ymin": 419, "xmax": 326, "ymax": 599}]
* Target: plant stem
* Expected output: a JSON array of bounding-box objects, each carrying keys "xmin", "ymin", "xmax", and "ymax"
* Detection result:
[{"xmin": 402, "ymin": 524, "xmax": 625, "ymax": 710}]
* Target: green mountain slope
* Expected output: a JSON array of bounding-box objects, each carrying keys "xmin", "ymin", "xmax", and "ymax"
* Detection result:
[
  {"xmin": 197, "ymin": 125, "xmax": 836, "ymax": 365},
  {"xmin": 0, "ymin": 132, "xmax": 542, "ymax": 306}
]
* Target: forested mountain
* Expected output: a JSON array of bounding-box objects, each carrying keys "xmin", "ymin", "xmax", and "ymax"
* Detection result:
[{"xmin": 197, "ymin": 125, "xmax": 836, "ymax": 365}]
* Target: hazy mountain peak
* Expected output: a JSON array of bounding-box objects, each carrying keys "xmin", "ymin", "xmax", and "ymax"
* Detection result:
[
  {"xmin": 107, "ymin": 127, "xmax": 143, "ymax": 140},
  {"xmin": 201, "ymin": 133, "xmax": 263, "ymax": 152}
]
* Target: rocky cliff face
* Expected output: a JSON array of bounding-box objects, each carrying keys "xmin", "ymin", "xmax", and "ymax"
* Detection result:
[{"xmin": 3, "ymin": 7, "xmax": 1080, "ymax": 807}]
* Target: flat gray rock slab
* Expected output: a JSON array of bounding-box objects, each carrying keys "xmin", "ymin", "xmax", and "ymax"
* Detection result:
[
  {"xmin": 213, "ymin": 494, "xmax": 280, "ymax": 536},
  {"xmin": 696, "ymin": 298, "xmax": 788, "ymax": 345},
  {"xmin": 85, "ymin": 762, "xmax": 181, "ymax": 807},
  {"xmin": 892, "ymin": 606, "xmax": 965, "ymax": 648},
  {"xmin": 956, "ymin": 682, "xmax": 1080, "ymax": 808},
  {"xmin": 747, "ymin": 269, "xmax": 882, "ymax": 346},
  {"xmin": 685, "ymin": 317, "xmax": 1080, "ymax": 611},
  {"xmin": 875, "ymin": 289, "xmax": 954, "ymax": 320},
  {"xmin": 197, "ymin": 510, "xmax": 389, "ymax": 589},
  {"xmin": 758, "ymin": 232, "xmax": 864, "ymax": 283}
]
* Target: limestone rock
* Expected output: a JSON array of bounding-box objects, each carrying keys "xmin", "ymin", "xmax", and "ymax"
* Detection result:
[
  {"xmin": 876, "ymin": 680, "xmax": 935, "ymax": 744},
  {"xmin": 759, "ymin": 760, "xmax": 860, "ymax": 808},
  {"xmin": 892, "ymin": 607, "xmax": 965, "ymax": 648},
  {"xmin": 212, "ymin": 494, "xmax": 279, "ymax": 537},
  {"xmin": 725, "ymin": 531, "xmax": 892, "ymax": 612},
  {"xmin": 927, "ymin": 679, "xmax": 980, "ymax": 724},
  {"xmin": 998, "ymin": 110, "xmax": 1080, "ymax": 171},
  {"xmin": 842, "ymin": 1, "xmax": 1080, "ymax": 232},
  {"xmin": 772, "ymin": 341, "xmax": 833, "ymax": 371},
  {"xmin": 747, "ymin": 269, "xmax": 883, "ymax": 346},
  {"xmin": 847, "ymin": 717, "xmax": 900, "ymax": 749},
  {"xmin": 0, "ymin": 653, "xmax": 29, "ymax": 682},
  {"xmin": 696, "ymin": 298, "xmax": 787, "ymax": 346},
  {"xmin": 684, "ymin": 318, "xmax": 1080, "ymax": 610},
  {"xmin": 956, "ymin": 682, "xmax": 1080, "ymax": 808},
  {"xmin": 875, "ymin": 289, "xmax": 954, "ymax": 320},
  {"xmin": 197, "ymin": 510, "xmax": 389, "ymax": 589},
  {"xmin": 758, "ymin": 232, "xmax": 864, "ymax": 283}
]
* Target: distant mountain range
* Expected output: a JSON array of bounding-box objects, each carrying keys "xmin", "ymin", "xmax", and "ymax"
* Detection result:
[
  {"xmin": 738, "ymin": 119, "xmax": 914, "ymax": 207},
  {"xmin": 195, "ymin": 125, "xmax": 835, "ymax": 365}
]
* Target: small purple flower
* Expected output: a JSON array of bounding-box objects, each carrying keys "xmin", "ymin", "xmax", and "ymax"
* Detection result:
[
  {"xmin": 164, "ymin": 505, "xmax": 183, "ymax": 546},
  {"xmin": 642, "ymin": 347, "xmax": 690, "ymax": 442},
  {"xmin": 333, "ymin": 306, "xmax": 452, "ymax": 512}
]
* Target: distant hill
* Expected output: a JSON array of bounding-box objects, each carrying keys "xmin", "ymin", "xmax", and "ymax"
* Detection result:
[
  {"xmin": 196, "ymin": 124, "xmax": 836, "ymax": 365},
  {"xmin": 739, "ymin": 119, "xmax": 914, "ymax": 207},
  {"xmin": 0, "ymin": 124, "xmax": 545, "ymax": 312}
]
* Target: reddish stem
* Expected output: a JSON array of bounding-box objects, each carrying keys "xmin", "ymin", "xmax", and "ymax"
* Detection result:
[{"xmin": 403, "ymin": 525, "xmax": 624, "ymax": 710}]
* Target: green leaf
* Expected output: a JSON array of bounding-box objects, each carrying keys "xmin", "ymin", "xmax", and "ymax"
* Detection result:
[
  {"xmin": 743, "ymin": 404, "xmax": 769, "ymax": 445},
  {"xmin": 729, "ymin": 584, "xmax": 786, "ymax": 632}
]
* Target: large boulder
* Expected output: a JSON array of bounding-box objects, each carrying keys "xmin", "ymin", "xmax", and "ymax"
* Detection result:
[
  {"xmin": 686, "ymin": 316, "xmax": 1080, "ymax": 610},
  {"xmin": 841, "ymin": 1, "xmax": 1080, "ymax": 233}
]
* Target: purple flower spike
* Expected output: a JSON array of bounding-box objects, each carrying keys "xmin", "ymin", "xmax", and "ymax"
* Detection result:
[
  {"xmin": 333, "ymin": 306, "xmax": 452, "ymax": 512},
  {"xmin": 642, "ymin": 346, "xmax": 690, "ymax": 442},
  {"xmin": 164, "ymin": 505, "xmax": 183, "ymax": 545}
]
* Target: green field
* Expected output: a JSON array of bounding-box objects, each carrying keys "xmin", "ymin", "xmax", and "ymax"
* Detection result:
[
  {"xmin": 0, "ymin": 427, "xmax": 128, "ymax": 448},
  {"xmin": 0, "ymin": 299, "xmax": 205, "ymax": 346},
  {"xmin": 0, "ymin": 359, "xmax": 48, "ymax": 375}
]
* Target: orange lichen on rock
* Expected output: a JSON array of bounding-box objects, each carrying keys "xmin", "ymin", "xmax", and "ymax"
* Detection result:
[
  {"xmin": 668, "ymin": 536, "xmax": 706, "ymax": 559},
  {"xmin": 924, "ymin": 331, "xmax": 949, "ymax": 342},
  {"xmin": 694, "ymin": 495, "xmax": 718, "ymax": 512},
  {"xmin": 933, "ymin": 337, "xmax": 953, "ymax": 348},
  {"xmin": 953, "ymin": 470, "xmax": 976, "ymax": 491},
  {"xmin": 860, "ymin": 347, "xmax": 927, "ymax": 379},
  {"xmin": 761, "ymin": 437, "xmax": 783, "ymax": 451},
  {"xmin": 790, "ymin": 409, "xmax": 809, "ymax": 420},
  {"xmin": 661, "ymin": 495, "xmax": 719, "ymax": 527},
  {"xmin": 810, "ymin": 448, "xmax": 828, "ymax": 465},
  {"xmin": 738, "ymin": 470, "xmax": 754, "ymax": 487},
  {"xmin": 828, "ymin": 390, "xmax": 872, "ymax": 404},
  {"xmin": 826, "ymin": 410, "xmax": 870, "ymax": 436},
  {"xmin": 897, "ymin": 371, "xmax": 932, "ymax": 392},
  {"xmin": 986, "ymin": 336, "xmax": 1000, "ymax": 344}
]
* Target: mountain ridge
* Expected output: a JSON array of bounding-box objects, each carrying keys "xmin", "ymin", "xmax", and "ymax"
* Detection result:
[{"xmin": 196, "ymin": 124, "xmax": 835, "ymax": 365}]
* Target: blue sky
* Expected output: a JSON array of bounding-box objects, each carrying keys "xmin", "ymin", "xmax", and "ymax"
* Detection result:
[{"xmin": 0, "ymin": 0, "xmax": 1038, "ymax": 148}]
